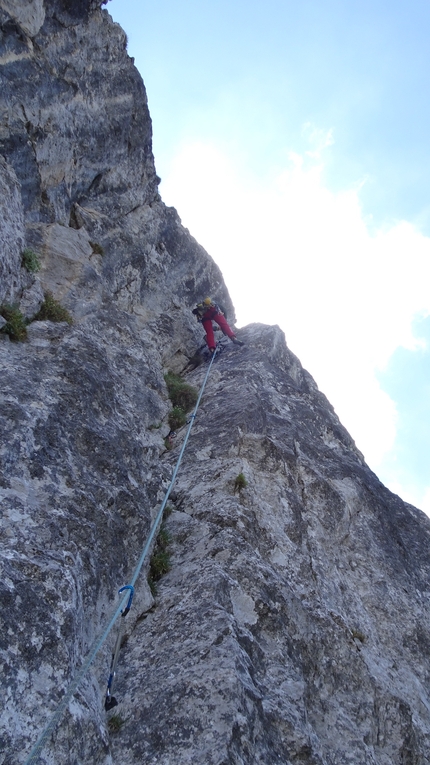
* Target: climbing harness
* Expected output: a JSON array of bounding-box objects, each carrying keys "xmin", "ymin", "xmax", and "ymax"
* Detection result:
[{"xmin": 23, "ymin": 346, "xmax": 219, "ymax": 765}]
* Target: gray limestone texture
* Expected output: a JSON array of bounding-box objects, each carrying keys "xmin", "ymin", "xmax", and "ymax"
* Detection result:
[
  {"xmin": 0, "ymin": 0, "xmax": 45, "ymax": 37},
  {"xmin": 108, "ymin": 326, "xmax": 430, "ymax": 765},
  {"xmin": 1, "ymin": 2, "xmax": 430, "ymax": 765},
  {"xmin": 0, "ymin": 154, "xmax": 26, "ymax": 305}
]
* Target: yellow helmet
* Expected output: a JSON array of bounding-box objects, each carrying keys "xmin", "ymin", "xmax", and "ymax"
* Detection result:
[{"xmin": 203, "ymin": 297, "xmax": 212, "ymax": 305}]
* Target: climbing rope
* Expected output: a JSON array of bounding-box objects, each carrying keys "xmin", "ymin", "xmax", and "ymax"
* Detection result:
[
  {"xmin": 166, "ymin": 341, "xmax": 227, "ymax": 447},
  {"xmin": 24, "ymin": 346, "xmax": 219, "ymax": 765}
]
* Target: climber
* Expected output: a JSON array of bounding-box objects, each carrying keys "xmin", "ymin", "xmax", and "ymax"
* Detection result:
[{"xmin": 192, "ymin": 297, "xmax": 244, "ymax": 353}]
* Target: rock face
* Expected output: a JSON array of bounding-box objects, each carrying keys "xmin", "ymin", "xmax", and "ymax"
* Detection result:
[
  {"xmin": 1, "ymin": 3, "xmax": 430, "ymax": 765},
  {"xmin": 0, "ymin": 155, "xmax": 26, "ymax": 305},
  {"xmin": 119, "ymin": 326, "xmax": 430, "ymax": 765}
]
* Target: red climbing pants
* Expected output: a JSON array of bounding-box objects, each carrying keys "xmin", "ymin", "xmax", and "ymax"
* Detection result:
[{"xmin": 201, "ymin": 309, "xmax": 235, "ymax": 349}]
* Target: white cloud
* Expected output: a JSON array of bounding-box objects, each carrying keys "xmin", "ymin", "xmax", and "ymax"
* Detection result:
[
  {"xmin": 302, "ymin": 123, "xmax": 335, "ymax": 159},
  {"xmin": 160, "ymin": 140, "xmax": 430, "ymax": 494}
]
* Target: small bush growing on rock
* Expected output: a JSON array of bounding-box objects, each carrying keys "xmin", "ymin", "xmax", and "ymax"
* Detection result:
[
  {"xmin": 150, "ymin": 550, "xmax": 170, "ymax": 579},
  {"xmin": 164, "ymin": 371, "xmax": 198, "ymax": 435},
  {"xmin": 21, "ymin": 248, "xmax": 41, "ymax": 273},
  {"xmin": 168, "ymin": 406, "xmax": 187, "ymax": 431},
  {"xmin": 164, "ymin": 371, "xmax": 198, "ymax": 411},
  {"xmin": 148, "ymin": 522, "xmax": 171, "ymax": 596},
  {"xmin": 234, "ymin": 473, "xmax": 247, "ymax": 493},
  {"xmin": 34, "ymin": 291, "xmax": 73, "ymax": 324},
  {"xmin": 158, "ymin": 526, "xmax": 171, "ymax": 548},
  {"xmin": 0, "ymin": 305, "xmax": 27, "ymax": 342},
  {"xmin": 89, "ymin": 240, "xmax": 104, "ymax": 256},
  {"xmin": 108, "ymin": 714, "xmax": 125, "ymax": 733}
]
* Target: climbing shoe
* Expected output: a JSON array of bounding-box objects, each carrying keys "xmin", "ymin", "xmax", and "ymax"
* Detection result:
[{"xmin": 232, "ymin": 337, "xmax": 244, "ymax": 346}]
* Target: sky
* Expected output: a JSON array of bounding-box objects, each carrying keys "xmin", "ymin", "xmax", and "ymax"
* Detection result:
[{"xmin": 108, "ymin": 0, "xmax": 430, "ymax": 515}]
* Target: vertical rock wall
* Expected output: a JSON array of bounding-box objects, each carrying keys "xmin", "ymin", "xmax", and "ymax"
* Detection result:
[
  {"xmin": 111, "ymin": 325, "xmax": 430, "ymax": 765},
  {"xmin": 0, "ymin": 155, "xmax": 25, "ymax": 305}
]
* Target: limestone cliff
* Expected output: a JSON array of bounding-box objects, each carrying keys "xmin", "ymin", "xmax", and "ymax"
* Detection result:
[{"xmin": 1, "ymin": 2, "xmax": 430, "ymax": 764}]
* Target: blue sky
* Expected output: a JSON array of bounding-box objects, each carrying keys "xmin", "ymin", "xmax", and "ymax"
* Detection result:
[{"xmin": 109, "ymin": 0, "xmax": 430, "ymax": 513}]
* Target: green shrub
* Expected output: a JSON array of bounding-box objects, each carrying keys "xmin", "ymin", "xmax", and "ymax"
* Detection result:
[
  {"xmin": 158, "ymin": 526, "xmax": 171, "ymax": 547},
  {"xmin": 34, "ymin": 291, "xmax": 73, "ymax": 324},
  {"xmin": 168, "ymin": 406, "xmax": 187, "ymax": 431},
  {"xmin": 164, "ymin": 371, "xmax": 198, "ymax": 434},
  {"xmin": 0, "ymin": 305, "xmax": 27, "ymax": 342},
  {"xmin": 108, "ymin": 714, "xmax": 125, "ymax": 733},
  {"xmin": 234, "ymin": 472, "xmax": 247, "ymax": 493},
  {"xmin": 164, "ymin": 371, "xmax": 198, "ymax": 411},
  {"xmin": 89, "ymin": 241, "xmax": 104, "ymax": 256},
  {"xmin": 22, "ymin": 248, "xmax": 41, "ymax": 273},
  {"xmin": 149, "ymin": 550, "xmax": 171, "ymax": 580},
  {"xmin": 148, "ymin": 522, "xmax": 171, "ymax": 595}
]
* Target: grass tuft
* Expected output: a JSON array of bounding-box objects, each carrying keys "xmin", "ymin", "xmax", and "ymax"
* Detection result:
[
  {"xmin": 168, "ymin": 406, "xmax": 187, "ymax": 431},
  {"xmin": 108, "ymin": 714, "xmax": 125, "ymax": 733},
  {"xmin": 164, "ymin": 371, "xmax": 198, "ymax": 411},
  {"xmin": 22, "ymin": 248, "xmax": 41, "ymax": 273},
  {"xmin": 234, "ymin": 473, "xmax": 247, "ymax": 493},
  {"xmin": 149, "ymin": 550, "xmax": 171, "ymax": 579},
  {"xmin": 34, "ymin": 291, "xmax": 73, "ymax": 324},
  {"xmin": 148, "ymin": 521, "xmax": 172, "ymax": 596},
  {"xmin": 89, "ymin": 241, "xmax": 104, "ymax": 256},
  {"xmin": 0, "ymin": 305, "xmax": 27, "ymax": 342},
  {"xmin": 164, "ymin": 371, "xmax": 198, "ymax": 435}
]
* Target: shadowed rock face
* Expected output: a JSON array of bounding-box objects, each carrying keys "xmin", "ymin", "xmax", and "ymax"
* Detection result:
[{"xmin": 1, "ymin": 3, "xmax": 430, "ymax": 765}]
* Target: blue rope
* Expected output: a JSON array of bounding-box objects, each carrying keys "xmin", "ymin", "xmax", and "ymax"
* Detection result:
[
  {"xmin": 23, "ymin": 347, "xmax": 218, "ymax": 764},
  {"xmin": 130, "ymin": 346, "xmax": 217, "ymax": 588},
  {"xmin": 24, "ymin": 592, "xmax": 129, "ymax": 765}
]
